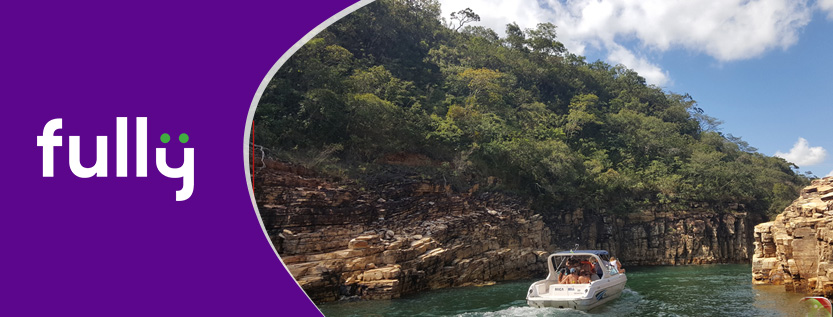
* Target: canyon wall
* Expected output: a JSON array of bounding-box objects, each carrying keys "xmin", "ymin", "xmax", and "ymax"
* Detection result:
[
  {"xmin": 257, "ymin": 162, "xmax": 757, "ymax": 303},
  {"xmin": 256, "ymin": 162, "xmax": 553, "ymax": 302},
  {"xmin": 547, "ymin": 207, "xmax": 755, "ymax": 266},
  {"xmin": 752, "ymin": 177, "xmax": 833, "ymax": 296}
]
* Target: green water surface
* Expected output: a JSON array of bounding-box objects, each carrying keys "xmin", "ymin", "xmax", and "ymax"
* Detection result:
[{"xmin": 317, "ymin": 264, "xmax": 812, "ymax": 316}]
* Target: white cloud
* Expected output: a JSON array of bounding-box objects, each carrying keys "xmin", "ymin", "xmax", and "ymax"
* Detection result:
[
  {"xmin": 818, "ymin": 0, "xmax": 833, "ymax": 19},
  {"xmin": 437, "ymin": 0, "xmax": 815, "ymax": 86},
  {"xmin": 607, "ymin": 44, "xmax": 670, "ymax": 86},
  {"xmin": 775, "ymin": 137, "xmax": 828, "ymax": 167},
  {"xmin": 827, "ymin": 169, "xmax": 833, "ymax": 177}
]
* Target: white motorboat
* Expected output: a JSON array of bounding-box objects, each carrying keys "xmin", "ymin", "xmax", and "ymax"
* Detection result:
[{"xmin": 526, "ymin": 250, "xmax": 627, "ymax": 311}]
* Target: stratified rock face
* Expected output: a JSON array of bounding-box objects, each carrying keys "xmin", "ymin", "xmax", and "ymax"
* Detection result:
[
  {"xmin": 256, "ymin": 162, "xmax": 553, "ymax": 303},
  {"xmin": 547, "ymin": 208, "xmax": 755, "ymax": 266},
  {"xmin": 257, "ymin": 161, "xmax": 758, "ymax": 303},
  {"xmin": 753, "ymin": 177, "xmax": 833, "ymax": 296}
]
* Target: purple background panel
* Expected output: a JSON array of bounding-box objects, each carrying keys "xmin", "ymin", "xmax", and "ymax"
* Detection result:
[{"xmin": 1, "ymin": 1, "xmax": 358, "ymax": 315}]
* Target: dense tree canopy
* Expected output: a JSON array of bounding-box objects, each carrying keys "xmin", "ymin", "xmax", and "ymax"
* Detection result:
[{"xmin": 256, "ymin": 0, "xmax": 807, "ymax": 218}]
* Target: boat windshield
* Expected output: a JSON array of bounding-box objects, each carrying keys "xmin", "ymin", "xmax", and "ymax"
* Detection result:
[{"xmin": 547, "ymin": 252, "xmax": 620, "ymax": 281}]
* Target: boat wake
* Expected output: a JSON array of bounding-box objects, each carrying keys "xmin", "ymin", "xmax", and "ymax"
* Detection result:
[
  {"xmin": 455, "ymin": 289, "xmax": 646, "ymax": 317},
  {"xmin": 456, "ymin": 305, "xmax": 590, "ymax": 317}
]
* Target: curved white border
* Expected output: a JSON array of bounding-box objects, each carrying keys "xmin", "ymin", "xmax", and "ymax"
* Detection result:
[{"xmin": 244, "ymin": 0, "xmax": 377, "ymax": 314}]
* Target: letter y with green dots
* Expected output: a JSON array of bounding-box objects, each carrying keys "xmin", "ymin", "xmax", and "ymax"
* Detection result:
[{"xmin": 158, "ymin": 132, "xmax": 194, "ymax": 201}]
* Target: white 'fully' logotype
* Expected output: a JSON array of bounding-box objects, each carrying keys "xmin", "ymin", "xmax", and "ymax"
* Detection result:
[{"xmin": 37, "ymin": 117, "xmax": 195, "ymax": 201}]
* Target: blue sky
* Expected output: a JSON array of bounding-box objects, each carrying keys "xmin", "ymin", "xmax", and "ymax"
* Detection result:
[{"xmin": 438, "ymin": 0, "xmax": 833, "ymax": 178}]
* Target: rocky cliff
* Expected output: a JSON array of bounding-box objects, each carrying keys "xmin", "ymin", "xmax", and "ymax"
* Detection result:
[
  {"xmin": 752, "ymin": 177, "xmax": 833, "ymax": 296},
  {"xmin": 548, "ymin": 207, "xmax": 755, "ymax": 266},
  {"xmin": 257, "ymin": 161, "xmax": 758, "ymax": 303},
  {"xmin": 256, "ymin": 161, "xmax": 553, "ymax": 302}
]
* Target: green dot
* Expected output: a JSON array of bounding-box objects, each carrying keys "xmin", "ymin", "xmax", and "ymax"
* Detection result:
[
  {"xmin": 160, "ymin": 133, "xmax": 170, "ymax": 143},
  {"xmin": 179, "ymin": 133, "xmax": 189, "ymax": 143}
]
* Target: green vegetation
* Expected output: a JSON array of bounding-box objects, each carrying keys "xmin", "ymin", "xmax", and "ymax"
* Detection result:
[{"xmin": 255, "ymin": 0, "xmax": 808, "ymax": 218}]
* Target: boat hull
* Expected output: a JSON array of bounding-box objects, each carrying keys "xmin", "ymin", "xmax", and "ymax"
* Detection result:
[
  {"xmin": 527, "ymin": 283, "xmax": 624, "ymax": 311},
  {"xmin": 526, "ymin": 276, "xmax": 626, "ymax": 311}
]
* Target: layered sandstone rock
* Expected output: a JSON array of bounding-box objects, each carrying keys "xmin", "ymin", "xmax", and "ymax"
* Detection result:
[
  {"xmin": 548, "ymin": 208, "xmax": 755, "ymax": 266},
  {"xmin": 752, "ymin": 177, "xmax": 833, "ymax": 296},
  {"xmin": 257, "ymin": 161, "xmax": 758, "ymax": 303},
  {"xmin": 256, "ymin": 162, "xmax": 553, "ymax": 302}
]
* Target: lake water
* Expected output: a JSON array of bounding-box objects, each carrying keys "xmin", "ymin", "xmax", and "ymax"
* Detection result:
[{"xmin": 317, "ymin": 264, "xmax": 815, "ymax": 316}]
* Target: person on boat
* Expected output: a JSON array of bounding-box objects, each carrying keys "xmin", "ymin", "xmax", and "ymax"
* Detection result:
[
  {"xmin": 580, "ymin": 259, "xmax": 593, "ymax": 273},
  {"xmin": 567, "ymin": 257, "xmax": 580, "ymax": 270},
  {"xmin": 577, "ymin": 270, "xmax": 592, "ymax": 284},
  {"xmin": 559, "ymin": 267, "xmax": 580, "ymax": 284},
  {"xmin": 610, "ymin": 256, "xmax": 625, "ymax": 273},
  {"xmin": 590, "ymin": 257, "xmax": 604, "ymax": 278}
]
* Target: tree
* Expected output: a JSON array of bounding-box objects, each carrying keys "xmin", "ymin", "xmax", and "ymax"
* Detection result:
[
  {"xmin": 453, "ymin": 68, "xmax": 513, "ymax": 111},
  {"xmin": 565, "ymin": 94, "xmax": 602, "ymax": 138},
  {"xmin": 449, "ymin": 8, "xmax": 480, "ymax": 31},
  {"xmin": 526, "ymin": 23, "xmax": 566, "ymax": 56},
  {"xmin": 505, "ymin": 22, "xmax": 527, "ymax": 51},
  {"xmin": 346, "ymin": 65, "xmax": 416, "ymax": 107}
]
